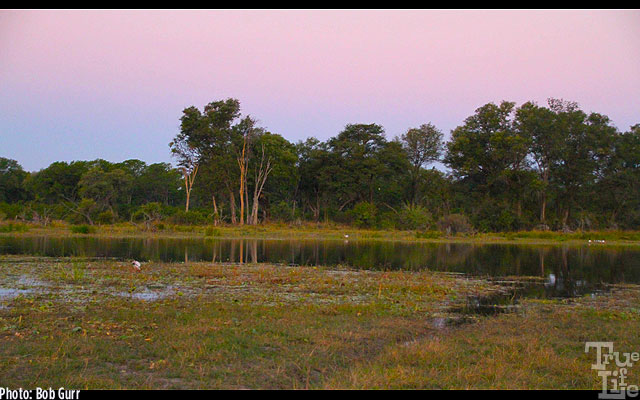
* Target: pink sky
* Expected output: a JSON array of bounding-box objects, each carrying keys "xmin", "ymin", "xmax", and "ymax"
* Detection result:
[{"xmin": 1, "ymin": 10, "xmax": 639, "ymax": 170}]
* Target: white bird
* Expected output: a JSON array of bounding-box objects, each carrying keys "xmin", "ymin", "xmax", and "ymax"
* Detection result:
[
  {"xmin": 131, "ymin": 260, "xmax": 141, "ymax": 271},
  {"xmin": 344, "ymin": 234, "xmax": 349, "ymax": 238}
]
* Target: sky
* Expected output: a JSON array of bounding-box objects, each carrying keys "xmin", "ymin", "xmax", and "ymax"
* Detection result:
[{"xmin": 1, "ymin": 9, "xmax": 639, "ymax": 172}]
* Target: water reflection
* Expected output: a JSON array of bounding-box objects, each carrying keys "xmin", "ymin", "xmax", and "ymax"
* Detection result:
[{"xmin": 1, "ymin": 237, "xmax": 639, "ymax": 290}]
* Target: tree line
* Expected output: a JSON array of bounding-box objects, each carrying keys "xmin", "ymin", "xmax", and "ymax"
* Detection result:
[{"xmin": 1, "ymin": 97, "xmax": 638, "ymax": 232}]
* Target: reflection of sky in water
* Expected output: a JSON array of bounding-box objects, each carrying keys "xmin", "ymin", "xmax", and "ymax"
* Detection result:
[{"xmin": 1, "ymin": 237, "xmax": 639, "ymax": 286}]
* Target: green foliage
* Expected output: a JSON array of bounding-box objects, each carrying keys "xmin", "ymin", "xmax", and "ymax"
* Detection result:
[
  {"xmin": 0, "ymin": 223, "xmax": 29, "ymax": 232},
  {"xmin": 270, "ymin": 200, "xmax": 296, "ymax": 222},
  {"xmin": 204, "ymin": 226, "xmax": 221, "ymax": 237},
  {"xmin": 437, "ymin": 214, "xmax": 473, "ymax": 235},
  {"xmin": 70, "ymin": 224, "xmax": 96, "ymax": 234},
  {"xmin": 349, "ymin": 202, "xmax": 378, "ymax": 228},
  {"xmin": 1, "ymin": 98, "xmax": 639, "ymax": 232},
  {"xmin": 377, "ymin": 212, "xmax": 397, "ymax": 230},
  {"xmin": 169, "ymin": 210, "xmax": 210, "ymax": 225},
  {"xmin": 396, "ymin": 204, "xmax": 432, "ymax": 231},
  {"xmin": 96, "ymin": 210, "xmax": 115, "ymax": 225},
  {"xmin": 415, "ymin": 230, "xmax": 442, "ymax": 239},
  {"xmin": 0, "ymin": 158, "xmax": 28, "ymax": 203}
]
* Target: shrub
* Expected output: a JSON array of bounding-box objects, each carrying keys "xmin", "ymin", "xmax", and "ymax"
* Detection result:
[
  {"xmin": 168, "ymin": 209, "xmax": 209, "ymax": 225},
  {"xmin": 437, "ymin": 214, "xmax": 473, "ymax": 235},
  {"xmin": 70, "ymin": 224, "xmax": 96, "ymax": 234},
  {"xmin": 96, "ymin": 210, "xmax": 115, "ymax": 224},
  {"xmin": 377, "ymin": 212, "xmax": 397, "ymax": 230},
  {"xmin": 66, "ymin": 199, "xmax": 100, "ymax": 225},
  {"xmin": 0, "ymin": 223, "xmax": 29, "ymax": 233},
  {"xmin": 204, "ymin": 225, "xmax": 221, "ymax": 237},
  {"xmin": 416, "ymin": 230, "xmax": 442, "ymax": 239},
  {"xmin": 396, "ymin": 204, "xmax": 432, "ymax": 231},
  {"xmin": 349, "ymin": 202, "xmax": 378, "ymax": 228}
]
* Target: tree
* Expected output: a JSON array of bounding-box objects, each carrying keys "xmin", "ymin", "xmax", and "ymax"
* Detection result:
[
  {"xmin": 232, "ymin": 115, "xmax": 263, "ymax": 225},
  {"xmin": 546, "ymin": 99, "xmax": 616, "ymax": 229},
  {"xmin": 133, "ymin": 163, "xmax": 183, "ymax": 206},
  {"xmin": 401, "ymin": 123, "xmax": 444, "ymax": 205},
  {"xmin": 170, "ymin": 99, "xmax": 266, "ymax": 224},
  {"xmin": 445, "ymin": 101, "xmax": 531, "ymax": 221},
  {"xmin": 170, "ymin": 106, "xmax": 204, "ymax": 212},
  {"xmin": 0, "ymin": 158, "xmax": 28, "ymax": 203},
  {"xmin": 598, "ymin": 124, "xmax": 640, "ymax": 228},
  {"xmin": 24, "ymin": 161, "xmax": 91, "ymax": 203},
  {"xmin": 78, "ymin": 167, "xmax": 133, "ymax": 216},
  {"xmin": 296, "ymin": 138, "xmax": 332, "ymax": 222},
  {"xmin": 326, "ymin": 123, "xmax": 407, "ymax": 210},
  {"xmin": 515, "ymin": 101, "xmax": 558, "ymax": 226},
  {"xmin": 252, "ymin": 133, "xmax": 298, "ymax": 223}
]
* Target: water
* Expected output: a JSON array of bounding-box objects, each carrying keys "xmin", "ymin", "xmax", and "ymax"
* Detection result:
[{"xmin": 1, "ymin": 236, "xmax": 639, "ymax": 298}]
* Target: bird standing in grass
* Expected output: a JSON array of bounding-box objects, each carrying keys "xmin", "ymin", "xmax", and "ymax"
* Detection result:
[{"xmin": 131, "ymin": 260, "xmax": 141, "ymax": 271}]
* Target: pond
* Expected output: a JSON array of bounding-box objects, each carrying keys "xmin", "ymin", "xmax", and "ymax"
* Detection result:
[{"xmin": 1, "ymin": 236, "xmax": 639, "ymax": 299}]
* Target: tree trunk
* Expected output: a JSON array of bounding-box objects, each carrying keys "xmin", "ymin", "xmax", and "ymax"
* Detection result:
[
  {"xmin": 245, "ymin": 183, "xmax": 250, "ymax": 224},
  {"xmin": 249, "ymin": 145, "xmax": 273, "ymax": 225},
  {"xmin": 540, "ymin": 192, "xmax": 547, "ymax": 224},
  {"xmin": 229, "ymin": 190, "xmax": 237, "ymax": 225},
  {"xmin": 562, "ymin": 208, "xmax": 570, "ymax": 230},
  {"xmin": 238, "ymin": 136, "xmax": 247, "ymax": 226},
  {"xmin": 182, "ymin": 165, "xmax": 198, "ymax": 212},
  {"xmin": 212, "ymin": 195, "xmax": 219, "ymax": 226}
]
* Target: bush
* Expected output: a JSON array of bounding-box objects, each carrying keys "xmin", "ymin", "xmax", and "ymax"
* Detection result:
[
  {"xmin": 0, "ymin": 202, "xmax": 25, "ymax": 220},
  {"xmin": 377, "ymin": 212, "xmax": 397, "ymax": 230},
  {"xmin": 66, "ymin": 199, "xmax": 100, "ymax": 225},
  {"xmin": 96, "ymin": 210, "xmax": 115, "ymax": 224},
  {"xmin": 0, "ymin": 223, "xmax": 29, "ymax": 233},
  {"xmin": 204, "ymin": 225, "xmax": 221, "ymax": 237},
  {"xmin": 70, "ymin": 224, "xmax": 96, "ymax": 234},
  {"xmin": 349, "ymin": 202, "xmax": 377, "ymax": 228},
  {"xmin": 396, "ymin": 204, "xmax": 432, "ymax": 231},
  {"xmin": 168, "ymin": 209, "xmax": 210, "ymax": 225},
  {"xmin": 416, "ymin": 230, "xmax": 442, "ymax": 239},
  {"xmin": 270, "ymin": 200, "xmax": 296, "ymax": 222},
  {"xmin": 437, "ymin": 214, "xmax": 473, "ymax": 235}
]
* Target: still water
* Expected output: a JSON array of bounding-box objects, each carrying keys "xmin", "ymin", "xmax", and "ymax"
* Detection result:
[{"xmin": 1, "ymin": 236, "xmax": 639, "ymax": 291}]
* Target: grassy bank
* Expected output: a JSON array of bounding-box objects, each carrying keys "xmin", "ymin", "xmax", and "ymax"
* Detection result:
[
  {"xmin": 0, "ymin": 256, "xmax": 638, "ymax": 389},
  {"xmin": 2, "ymin": 221, "xmax": 640, "ymax": 246}
]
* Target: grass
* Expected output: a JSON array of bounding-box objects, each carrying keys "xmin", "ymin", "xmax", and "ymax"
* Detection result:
[
  {"xmin": 0, "ymin": 223, "xmax": 30, "ymax": 233},
  {"xmin": 2, "ymin": 221, "xmax": 640, "ymax": 247},
  {"xmin": 323, "ymin": 290, "xmax": 640, "ymax": 389},
  {"xmin": 0, "ymin": 256, "xmax": 638, "ymax": 389},
  {"xmin": 69, "ymin": 225, "xmax": 97, "ymax": 234}
]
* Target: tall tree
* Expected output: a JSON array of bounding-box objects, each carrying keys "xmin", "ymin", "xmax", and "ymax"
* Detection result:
[
  {"xmin": 78, "ymin": 167, "xmax": 133, "ymax": 216},
  {"xmin": 170, "ymin": 106, "xmax": 204, "ymax": 212},
  {"xmin": 326, "ymin": 123, "xmax": 389, "ymax": 209},
  {"xmin": 445, "ymin": 101, "xmax": 531, "ymax": 222},
  {"xmin": 0, "ymin": 158, "xmax": 28, "ymax": 203},
  {"xmin": 598, "ymin": 124, "xmax": 640, "ymax": 228},
  {"xmin": 515, "ymin": 101, "xmax": 558, "ymax": 226},
  {"xmin": 401, "ymin": 123, "xmax": 444, "ymax": 205}
]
